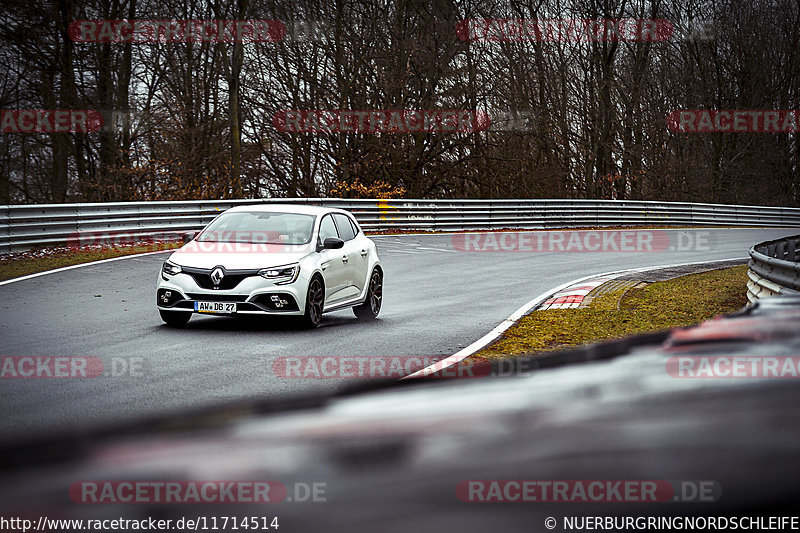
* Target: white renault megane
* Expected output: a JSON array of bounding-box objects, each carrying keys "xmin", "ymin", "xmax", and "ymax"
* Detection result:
[{"xmin": 156, "ymin": 205, "xmax": 383, "ymax": 328}]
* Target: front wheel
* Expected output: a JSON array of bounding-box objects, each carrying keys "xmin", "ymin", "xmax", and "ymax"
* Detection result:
[
  {"xmin": 159, "ymin": 309, "xmax": 192, "ymax": 327},
  {"xmin": 301, "ymin": 276, "xmax": 325, "ymax": 328},
  {"xmin": 353, "ymin": 269, "xmax": 382, "ymax": 320}
]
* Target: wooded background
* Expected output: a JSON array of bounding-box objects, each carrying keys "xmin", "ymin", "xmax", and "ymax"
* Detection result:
[{"xmin": 1, "ymin": 0, "xmax": 798, "ymax": 205}]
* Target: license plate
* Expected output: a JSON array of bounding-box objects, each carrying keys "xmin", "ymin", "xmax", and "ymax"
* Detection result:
[{"xmin": 194, "ymin": 301, "xmax": 236, "ymax": 314}]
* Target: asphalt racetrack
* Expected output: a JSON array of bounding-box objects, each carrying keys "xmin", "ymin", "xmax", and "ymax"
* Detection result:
[{"xmin": 0, "ymin": 228, "xmax": 797, "ymax": 444}]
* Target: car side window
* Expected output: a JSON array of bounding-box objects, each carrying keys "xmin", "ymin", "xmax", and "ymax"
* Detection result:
[
  {"xmin": 333, "ymin": 214, "xmax": 356, "ymax": 241},
  {"xmin": 318, "ymin": 214, "xmax": 339, "ymax": 244},
  {"xmin": 348, "ymin": 216, "xmax": 360, "ymax": 237}
]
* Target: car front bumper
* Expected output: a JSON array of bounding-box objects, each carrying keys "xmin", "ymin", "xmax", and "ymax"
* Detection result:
[{"xmin": 156, "ymin": 270, "xmax": 307, "ymax": 316}]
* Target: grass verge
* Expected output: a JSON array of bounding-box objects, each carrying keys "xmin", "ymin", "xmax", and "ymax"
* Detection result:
[
  {"xmin": 0, "ymin": 243, "xmax": 180, "ymax": 282},
  {"xmin": 473, "ymin": 265, "xmax": 749, "ymax": 360}
]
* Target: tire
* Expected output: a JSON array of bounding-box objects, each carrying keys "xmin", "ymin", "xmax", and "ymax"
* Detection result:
[
  {"xmin": 301, "ymin": 275, "xmax": 325, "ymax": 328},
  {"xmin": 159, "ymin": 309, "xmax": 192, "ymax": 327},
  {"xmin": 353, "ymin": 269, "xmax": 382, "ymax": 320}
]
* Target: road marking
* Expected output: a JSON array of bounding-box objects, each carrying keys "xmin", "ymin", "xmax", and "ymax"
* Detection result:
[{"xmin": 402, "ymin": 257, "xmax": 747, "ymax": 379}]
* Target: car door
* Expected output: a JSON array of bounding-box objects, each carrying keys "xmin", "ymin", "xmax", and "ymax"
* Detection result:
[
  {"xmin": 317, "ymin": 214, "xmax": 349, "ymax": 305},
  {"xmin": 333, "ymin": 213, "xmax": 367, "ymax": 296}
]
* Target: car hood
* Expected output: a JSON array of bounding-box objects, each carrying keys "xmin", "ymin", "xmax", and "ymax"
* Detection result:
[{"xmin": 168, "ymin": 243, "xmax": 314, "ymax": 270}]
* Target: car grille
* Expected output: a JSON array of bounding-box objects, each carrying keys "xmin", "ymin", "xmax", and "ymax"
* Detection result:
[
  {"xmin": 182, "ymin": 266, "xmax": 260, "ymax": 290},
  {"xmin": 186, "ymin": 293, "xmax": 250, "ymax": 302}
]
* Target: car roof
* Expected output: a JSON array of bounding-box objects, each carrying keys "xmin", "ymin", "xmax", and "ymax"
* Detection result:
[{"xmin": 223, "ymin": 204, "xmax": 354, "ymax": 217}]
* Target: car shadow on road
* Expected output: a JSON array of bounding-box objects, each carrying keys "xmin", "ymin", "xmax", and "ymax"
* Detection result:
[{"xmin": 153, "ymin": 312, "xmax": 389, "ymax": 333}]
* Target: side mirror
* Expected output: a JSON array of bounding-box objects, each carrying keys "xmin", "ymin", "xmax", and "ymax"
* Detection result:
[
  {"xmin": 182, "ymin": 231, "xmax": 197, "ymax": 244},
  {"xmin": 322, "ymin": 237, "xmax": 344, "ymax": 250}
]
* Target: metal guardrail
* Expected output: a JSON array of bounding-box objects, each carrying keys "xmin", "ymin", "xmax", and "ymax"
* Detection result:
[
  {"xmin": 2, "ymin": 198, "xmax": 800, "ymax": 253},
  {"xmin": 747, "ymin": 235, "xmax": 800, "ymax": 303}
]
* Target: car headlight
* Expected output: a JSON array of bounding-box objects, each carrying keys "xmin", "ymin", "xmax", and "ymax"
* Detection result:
[
  {"xmin": 258, "ymin": 264, "xmax": 300, "ymax": 285},
  {"xmin": 162, "ymin": 261, "xmax": 182, "ymax": 277}
]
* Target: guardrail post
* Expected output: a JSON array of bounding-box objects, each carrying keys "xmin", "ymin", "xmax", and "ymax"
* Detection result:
[{"xmin": 775, "ymin": 241, "xmax": 785, "ymax": 260}]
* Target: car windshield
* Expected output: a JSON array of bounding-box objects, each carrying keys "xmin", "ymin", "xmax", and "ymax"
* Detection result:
[{"xmin": 197, "ymin": 211, "xmax": 316, "ymax": 245}]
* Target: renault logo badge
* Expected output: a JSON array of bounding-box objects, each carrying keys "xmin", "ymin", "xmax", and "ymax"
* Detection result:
[{"xmin": 210, "ymin": 267, "xmax": 225, "ymax": 287}]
